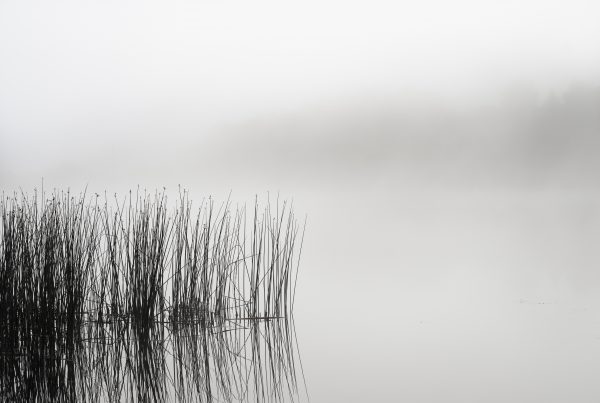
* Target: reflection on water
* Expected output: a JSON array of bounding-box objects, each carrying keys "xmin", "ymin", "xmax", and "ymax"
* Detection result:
[
  {"xmin": 1, "ymin": 312, "xmax": 303, "ymax": 402},
  {"xmin": 0, "ymin": 190, "xmax": 307, "ymax": 402}
]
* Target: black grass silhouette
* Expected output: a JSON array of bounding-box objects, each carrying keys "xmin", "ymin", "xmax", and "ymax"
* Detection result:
[{"xmin": 0, "ymin": 188, "xmax": 306, "ymax": 402}]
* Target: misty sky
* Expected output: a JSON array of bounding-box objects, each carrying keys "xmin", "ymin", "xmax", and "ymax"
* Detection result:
[{"xmin": 2, "ymin": 0, "xmax": 600, "ymax": 190}]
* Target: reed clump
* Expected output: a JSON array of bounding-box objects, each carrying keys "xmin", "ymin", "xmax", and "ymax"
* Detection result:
[
  {"xmin": 1, "ymin": 188, "xmax": 302, "ymax": 328},
  {"xmin": 0, "ymin": 188, "xmax": 306, "ymax": 402}
]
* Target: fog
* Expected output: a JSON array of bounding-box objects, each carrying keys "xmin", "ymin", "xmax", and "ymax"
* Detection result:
[
  {"xmin": 2, "ymin": 1, "xmax": 600, "ymax": 401},
  {"xmin": 2, "ymin": 0, "xmax": 600, "ymax": 184}
]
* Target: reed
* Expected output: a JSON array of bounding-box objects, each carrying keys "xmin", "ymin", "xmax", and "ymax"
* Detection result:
[{"xmin": 0, "ymin": 188, "xmax": 306, "ymax": 402}]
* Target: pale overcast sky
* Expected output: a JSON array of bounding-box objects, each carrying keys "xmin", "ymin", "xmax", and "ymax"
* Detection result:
[{"xmin": 1, "ymin": 0, "xmax": 599, "ymax": 189}]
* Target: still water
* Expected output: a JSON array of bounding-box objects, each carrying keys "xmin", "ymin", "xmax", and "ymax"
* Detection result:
[
  {"xmin": 295, "ymin": 186, "xmax": 600, "ymax": 402},
  {"xmin": 2, "ymin": 185, "xmax": 600, "ymax": 402}
]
